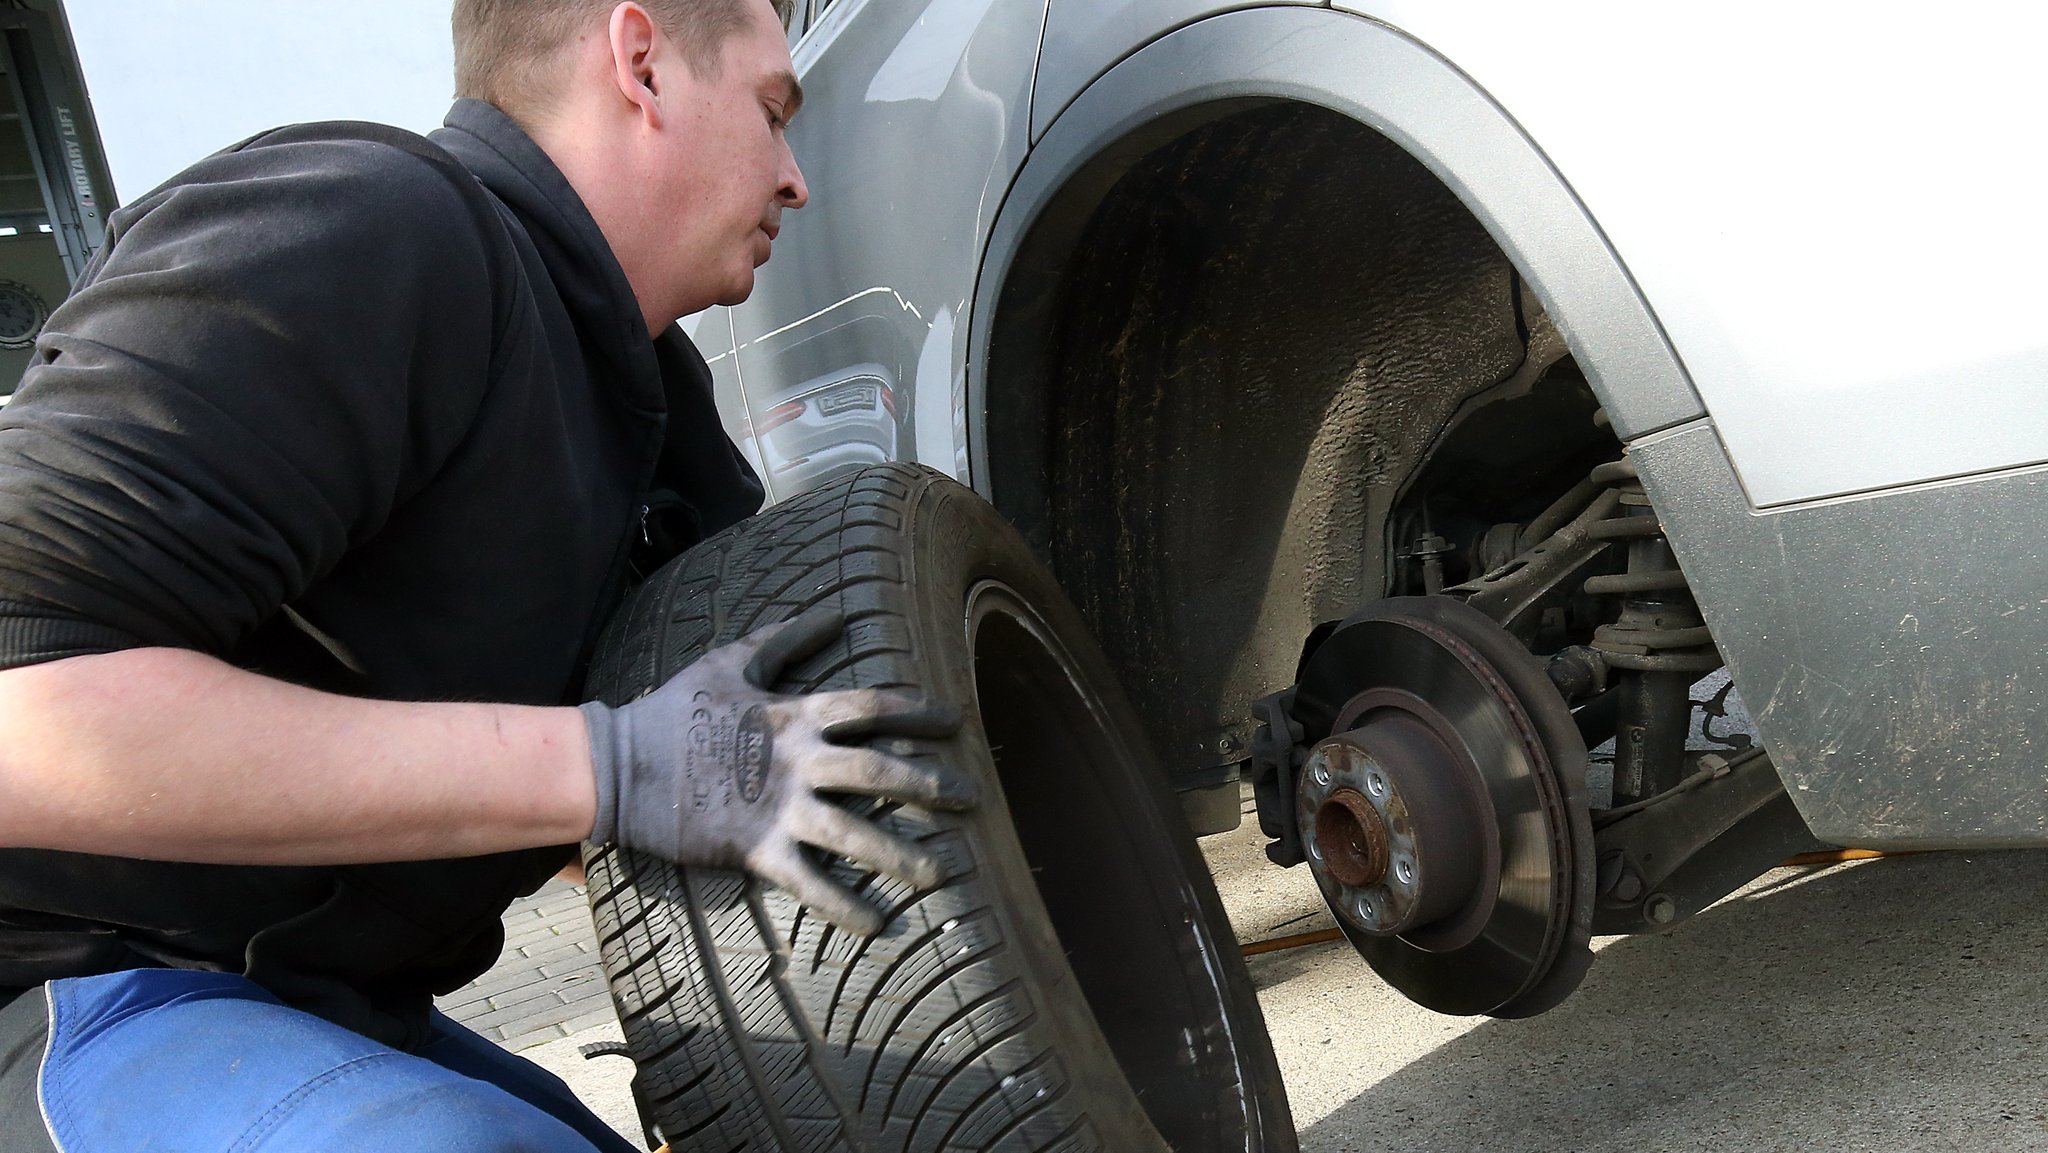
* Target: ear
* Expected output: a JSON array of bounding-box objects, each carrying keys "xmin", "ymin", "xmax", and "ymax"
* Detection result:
[{"xmin": 607, "ymin": 2, "xmax": 665, "ymax": 127}]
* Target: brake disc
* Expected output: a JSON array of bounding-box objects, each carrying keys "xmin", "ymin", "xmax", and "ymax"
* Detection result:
[{"xmin": 1289, "ymin": 595, "xmax": 1594, "ymax": 1018}]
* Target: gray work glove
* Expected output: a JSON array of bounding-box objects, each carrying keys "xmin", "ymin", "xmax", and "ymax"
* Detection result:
[{"xmin": 582, "ymin": 608, "xmax": 973, "ymax": 935}]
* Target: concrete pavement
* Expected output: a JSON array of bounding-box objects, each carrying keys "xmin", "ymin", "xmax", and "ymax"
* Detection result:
[
  {"xmin": 1219, "ymin": 811, "xmax": 2048, "ymax": 1152},
  {"xmin": 1258, "ymin": 851, "xmax": 2048, "ymax": 1152}
]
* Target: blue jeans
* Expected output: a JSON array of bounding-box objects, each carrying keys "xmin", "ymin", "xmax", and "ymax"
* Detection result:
[{"xmin": 12, "ymin": 969, "xmax": 641, "ymax": 1152}]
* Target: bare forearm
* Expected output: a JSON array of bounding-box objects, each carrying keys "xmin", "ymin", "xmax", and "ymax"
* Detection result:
[{"xmin": 0, "ymin": 648, "xmax": 597, "ymax": 864}]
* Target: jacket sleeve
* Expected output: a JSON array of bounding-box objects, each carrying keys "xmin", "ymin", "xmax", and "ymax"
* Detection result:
[{"xmin": 0, "ymin": 127, "xmax": 508, "ymax": 668}]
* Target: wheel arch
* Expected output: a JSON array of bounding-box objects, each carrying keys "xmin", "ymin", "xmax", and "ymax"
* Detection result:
[
  {"xmin": 970, "ymin": 6, "xmax": 1700, "ymax": 499},
  {"xmin": 964, "ymin": 6, "xmax": 1709, "ymax": 793}
]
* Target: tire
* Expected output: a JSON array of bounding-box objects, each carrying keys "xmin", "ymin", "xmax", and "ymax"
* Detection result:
[{"xmin": 580, "ymin": 464, "xmax": 1296, "ymax": 1153}]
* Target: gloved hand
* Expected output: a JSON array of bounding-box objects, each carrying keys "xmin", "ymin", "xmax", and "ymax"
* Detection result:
[{"xmin": 582, "ymin": 608, "xmax": 974, "ymax": 935}]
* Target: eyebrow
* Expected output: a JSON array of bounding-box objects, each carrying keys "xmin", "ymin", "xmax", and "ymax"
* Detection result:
[{"xmin": 773, "ymin": 69, "xmax": 804, "ymax": 120}]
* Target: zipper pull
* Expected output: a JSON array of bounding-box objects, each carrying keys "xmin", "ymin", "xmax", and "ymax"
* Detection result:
[{"xmin": 638, "ymin": 503, "xmax": 653, "ymax": 547}]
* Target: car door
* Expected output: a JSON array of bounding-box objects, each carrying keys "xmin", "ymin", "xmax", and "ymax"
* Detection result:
[{"xmin": 728, "ymin": 0, "xmax": 1047, "ymax": 502}]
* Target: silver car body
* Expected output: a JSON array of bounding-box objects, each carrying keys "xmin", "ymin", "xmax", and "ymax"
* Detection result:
[{"xmin": 720, "ymin": 1, "xmax": 2048, "ymax": 849}]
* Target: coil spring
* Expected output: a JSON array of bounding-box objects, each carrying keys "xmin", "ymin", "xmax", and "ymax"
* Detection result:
[{"xmin": 1580, "ymin": 459, "xmax": 1721, "ymax": 674}]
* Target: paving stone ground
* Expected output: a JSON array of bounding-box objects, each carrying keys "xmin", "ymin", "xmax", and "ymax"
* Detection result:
[{"xmin": 435, "ymin": 877, "xmax": 618, "ymax": 1053}]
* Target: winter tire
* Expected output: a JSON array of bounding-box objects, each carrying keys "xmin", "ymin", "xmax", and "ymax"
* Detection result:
[{"xmin": 581, "ymin": 463, "xmax": 1295, "ymax": 1153}]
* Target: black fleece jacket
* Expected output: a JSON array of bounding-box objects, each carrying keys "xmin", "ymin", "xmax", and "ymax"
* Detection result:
[{"xmin": 0, "ymin": 99, "xmax": 761, "ymax": 1048}]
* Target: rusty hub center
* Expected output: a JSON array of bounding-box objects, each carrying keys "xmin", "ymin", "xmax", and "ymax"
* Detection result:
[{"xmin": 1314, "ymin": 788, "xmax": 1389, "ymax": 888}]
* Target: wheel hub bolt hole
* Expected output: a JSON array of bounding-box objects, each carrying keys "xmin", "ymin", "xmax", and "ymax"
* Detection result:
[
  {"xmin": 1355, "ymin": 895, "xmax": 1377, "ymax": 925},
  {"xmin": 1365, "ymin": 771, "xmax": 1388, "ymax": 797}
]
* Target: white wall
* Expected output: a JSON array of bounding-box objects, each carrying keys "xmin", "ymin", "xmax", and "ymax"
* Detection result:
[{"xmin": 64, "ymin": 1, "xmax": 457, "ymax": 203}]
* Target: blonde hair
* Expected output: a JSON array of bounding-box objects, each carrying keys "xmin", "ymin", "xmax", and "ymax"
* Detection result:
[{"xmin": 453, "ymin": 0, "xmax": 791, "ymax": 125}]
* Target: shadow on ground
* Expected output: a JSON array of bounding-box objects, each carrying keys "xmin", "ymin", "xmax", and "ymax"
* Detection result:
[{"xmin": 1269, "ymin": 851, "xmax": 2048, "ymax": 1153}]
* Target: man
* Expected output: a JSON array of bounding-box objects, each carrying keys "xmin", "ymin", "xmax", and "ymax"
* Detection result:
[{"xmin": 0, "ymin": 1, "xmax": 967, "ymax": 1149}]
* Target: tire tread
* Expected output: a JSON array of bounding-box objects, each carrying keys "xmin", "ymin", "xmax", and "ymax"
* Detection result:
[{"xmin": 585, "ymin": 467, "xmax": 1093, "ymax": 1152}]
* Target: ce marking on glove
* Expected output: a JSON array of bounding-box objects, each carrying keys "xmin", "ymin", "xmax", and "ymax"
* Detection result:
[{"xmin": 685, "ymin": 691, "xmax": 721, "ymax": 812}]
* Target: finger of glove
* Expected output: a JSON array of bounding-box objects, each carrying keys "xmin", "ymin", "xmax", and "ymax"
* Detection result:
[
  {"xmin": 793, "ymin": 800, "xmax": 947, "ymax": 890},
  {"xmin": 802, "ymin": 746, "xmax": 978, "ymax": 812},
  {"xmin": 810, "ymin": 689, "xmax": 964, "ymax": 742},
  {"xmin": 755, "ymin": 845, "xmax": 885, "ymax": 937},
  {"xmin": 740, "ymin": 608, "xmax": 847, "ymax": 690}
]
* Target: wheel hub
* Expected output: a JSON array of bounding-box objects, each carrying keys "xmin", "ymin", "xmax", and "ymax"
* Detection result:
[
  {"xmin": 1288, "ymin": 595, "xmax": 1595, "ymax": 1018},
  {"xmin": 1300, "ymin": 710, "xmax": 1488, "ymax": 939}
]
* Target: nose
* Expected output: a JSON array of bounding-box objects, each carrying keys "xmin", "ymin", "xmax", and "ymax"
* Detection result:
[{"xmin": 779, "ymin": 137, "xmax": 809, "ymax": 211}]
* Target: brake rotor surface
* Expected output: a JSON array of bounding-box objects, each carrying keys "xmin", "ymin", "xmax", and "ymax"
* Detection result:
[{"xmin": 1290, "ymin": 596, "xmax": 1594, "ymax": 1018}]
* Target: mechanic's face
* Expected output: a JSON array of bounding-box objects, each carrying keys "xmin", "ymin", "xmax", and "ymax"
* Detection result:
[{"xmin": 650, "ymin": 0, "xmax": 807, "ymax": 312}]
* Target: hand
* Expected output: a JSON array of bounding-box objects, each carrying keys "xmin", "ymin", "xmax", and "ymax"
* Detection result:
[{"xmin": 582, "ymin": 608, "xmax": 974, "ymax": 934}]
